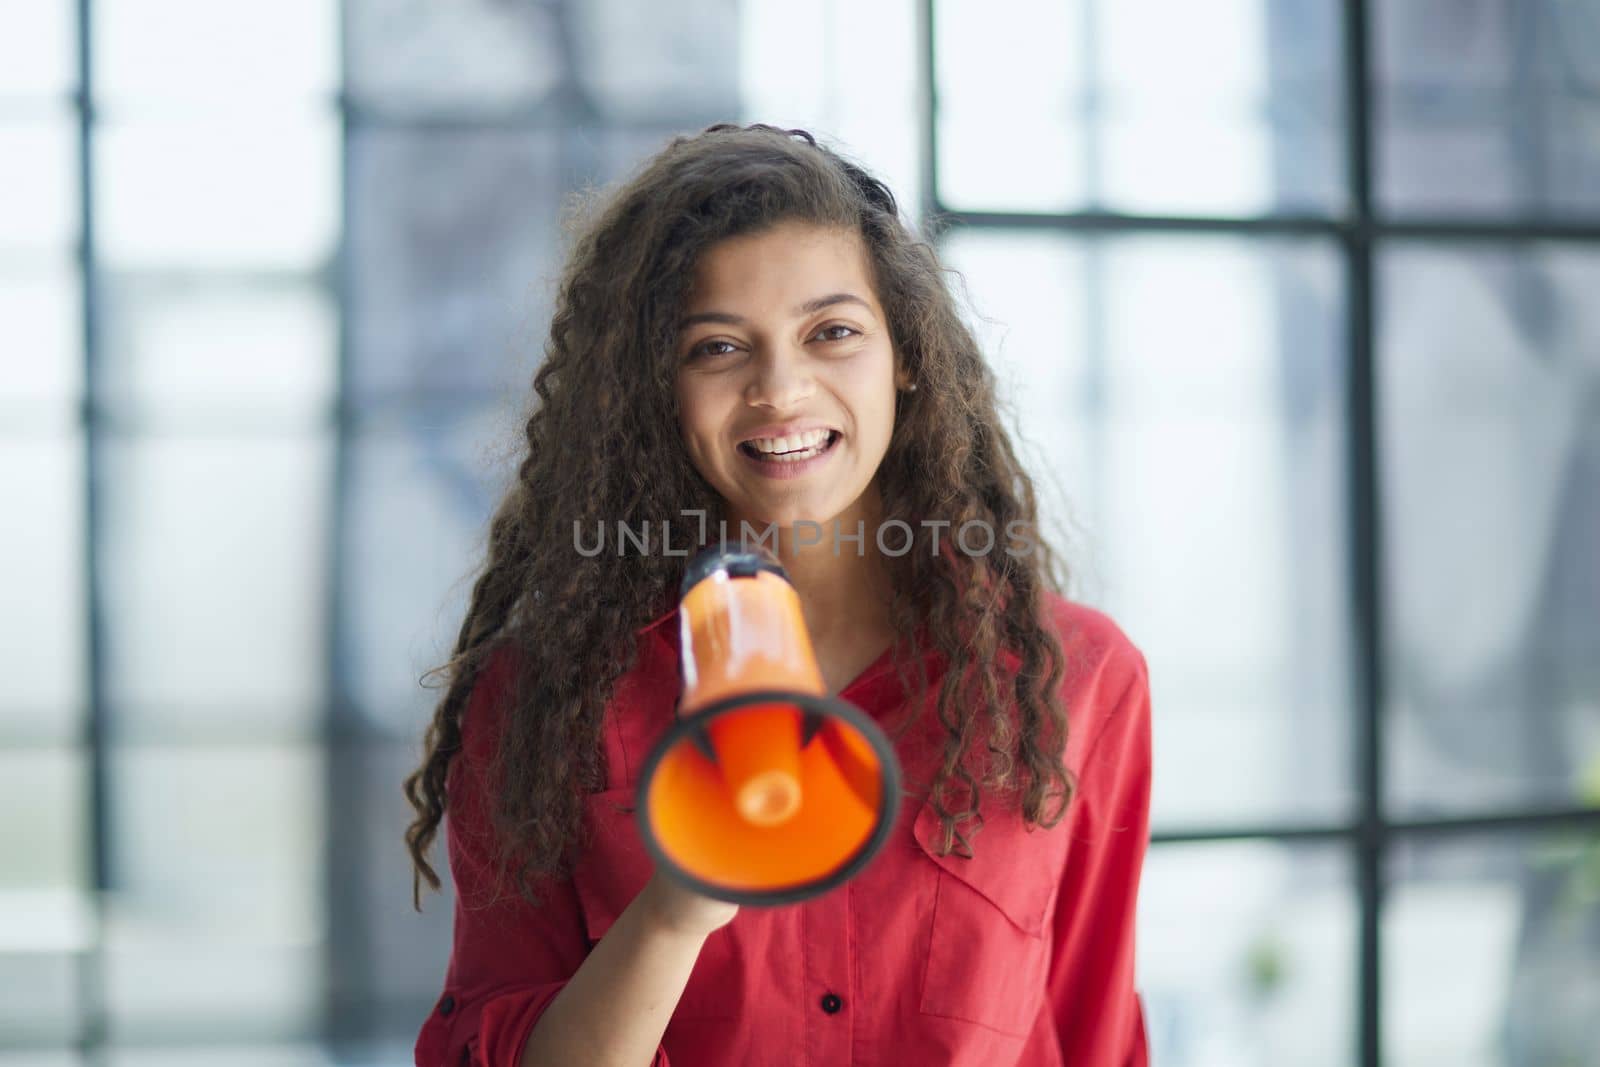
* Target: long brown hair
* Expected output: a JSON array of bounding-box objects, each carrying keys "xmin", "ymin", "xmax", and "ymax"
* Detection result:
[{"xmin": 403, "ymin": 122, "xmax": 1084, "ymax": 911}]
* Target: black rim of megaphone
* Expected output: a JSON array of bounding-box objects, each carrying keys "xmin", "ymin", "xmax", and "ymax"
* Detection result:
[
  {"xmin": 632, "ymin": 688, "xmax": 904, "ymax": 907},
  {"xmin": 679, "ymin": 541, "xmax": 789, "ymax": 600}
]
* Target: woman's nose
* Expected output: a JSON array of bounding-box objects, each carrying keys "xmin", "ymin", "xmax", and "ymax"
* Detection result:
[{"xmin": 744, "ymin": 346, "xmax": 815, "ymax": 409}]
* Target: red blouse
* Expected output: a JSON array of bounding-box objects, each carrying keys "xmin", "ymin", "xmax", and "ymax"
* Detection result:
[{"xmin": 415, "ymin": 591, "xmax": 1152, "ymax": 1067}]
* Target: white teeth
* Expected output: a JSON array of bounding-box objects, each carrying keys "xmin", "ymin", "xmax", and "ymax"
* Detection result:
[
  {"xmin": 748, "ymin": 429, "xmax": 831, "ymax": 455},
  {"xmin": 744, "ymin": 429, "xmax": 836, "ymax": 463}
]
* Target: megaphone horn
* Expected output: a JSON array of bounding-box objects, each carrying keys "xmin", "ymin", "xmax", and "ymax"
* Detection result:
[{"xmin": 634, "ymin": 542, "xmax": 904, "ymax": 906}]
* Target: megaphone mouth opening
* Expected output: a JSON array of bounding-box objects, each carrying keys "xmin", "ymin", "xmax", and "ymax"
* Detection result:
[{"xmin": 634, "ymin": 689, "xmax": 903, "ymax": 907}]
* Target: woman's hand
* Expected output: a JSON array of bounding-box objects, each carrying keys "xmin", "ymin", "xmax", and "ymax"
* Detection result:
[{"xmin": 640, "ymin": 867, "xmax": 740, "ymax": 940}]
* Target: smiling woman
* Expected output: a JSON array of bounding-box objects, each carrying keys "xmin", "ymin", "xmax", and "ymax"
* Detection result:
[
  {"xmin": 403, "ymin": 122, "xmax": 1152, "ymax": 1067},
  {"xmin": 674, "ymin": 221, "xmax": 910, "ymax": 529}
]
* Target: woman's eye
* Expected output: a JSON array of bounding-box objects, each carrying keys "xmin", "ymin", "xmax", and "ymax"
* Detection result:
[
  {"xmin": 689, "ymin": 340, "xmax": 736, "ymax": 360},
  {"xmin": 687, "ymin": 326, "xmax": 856, "ymax": 361}
]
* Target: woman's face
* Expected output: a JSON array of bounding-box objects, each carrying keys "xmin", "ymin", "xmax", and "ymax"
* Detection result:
[{"xmin": 674, "ymin": 220, "xmax": 905, "ymax": 537}]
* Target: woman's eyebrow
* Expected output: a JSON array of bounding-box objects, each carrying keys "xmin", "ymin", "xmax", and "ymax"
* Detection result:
[{"xmin": 679, "ymin": 292, "xmax": 870, "ymax": 329}]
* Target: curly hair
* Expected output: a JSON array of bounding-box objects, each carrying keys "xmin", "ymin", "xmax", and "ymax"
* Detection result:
[{"xmin": 403, "ymin": 122, "xmax": 1088, "ymax": 911}]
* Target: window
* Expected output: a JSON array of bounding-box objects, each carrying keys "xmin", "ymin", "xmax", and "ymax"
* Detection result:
[
  {"xmin": 4, "ymin": 1, "xmax": 1595, "ymax": 1063},
  {"xmin": 928, "ymin": 1, "xmax": 1600, "ymax": 1064}
]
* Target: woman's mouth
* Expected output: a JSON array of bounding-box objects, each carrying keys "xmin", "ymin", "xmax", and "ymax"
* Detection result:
[{"xmin": 737, "ymin": 429, "xmax": 841, "ymax": 479}]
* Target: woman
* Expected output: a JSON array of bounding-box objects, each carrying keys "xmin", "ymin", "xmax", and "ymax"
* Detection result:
[{"xmin": 404, "ymin": 122, "xmax": 1152, "ymax": 1067}]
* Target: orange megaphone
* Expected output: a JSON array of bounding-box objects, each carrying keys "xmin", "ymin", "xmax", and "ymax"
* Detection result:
[{"xmin": 634, "ymin": 542, "xmax": 903, "ymax": 906}]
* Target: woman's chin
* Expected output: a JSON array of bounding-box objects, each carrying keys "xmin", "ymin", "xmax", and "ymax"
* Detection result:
[{"xmin": 713, "ymin": 480, "xmax": 877, "ymax": 546}]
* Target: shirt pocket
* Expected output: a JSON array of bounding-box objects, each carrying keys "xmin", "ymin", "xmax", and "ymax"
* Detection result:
[
  {"xmin": 912, "ymin": 797, "xmax": 1067, "ymax": 1037},
  {"xmin": 569, "ymin": 786, "xmax": 740, "ymax": 1022}
]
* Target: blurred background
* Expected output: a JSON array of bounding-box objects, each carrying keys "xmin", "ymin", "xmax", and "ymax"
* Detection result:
[{"xmin": 2, "ymin": 0, "xmax": 1597, "ymax": 1064}]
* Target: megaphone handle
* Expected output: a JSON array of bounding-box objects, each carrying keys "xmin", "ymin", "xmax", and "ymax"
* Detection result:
[
  {"xmin": 800, "ymin": 708, "xmax": 825, "ymax": 747},
  {"xmin": 688, "ymin": 719, "xmax": 718, "ymax": 763},
  {"xmin": 677, "ymin": 703, "xmax": 826, "ymax": 758}
]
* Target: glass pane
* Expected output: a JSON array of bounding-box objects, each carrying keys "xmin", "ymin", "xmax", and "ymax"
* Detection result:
[
  {"xmin": 0, "ymin": 267, "xmax": 82, "ymax": 421},
  {"xmin": 346, "ymin": 0, "xmax": 563, "ymax": 116},
  {"xmin": 1138, "ymin": 840, "xmax": 1355, "ymax": 1066},
  {"xmin": 104, "ymin": 745, "xmax": 324, "ymax": 1038},
  {"xmin": 94, "ymin": 0, "xmax": 336, "ymax": 104},
  {"xmin": 0, "ymin": 115, "xmax": 78, "ymax": 252},
  {"xmin": 569, "ymin": 0, "xmax": 739, "ymax": 122},
  {"xmin": 935, "ymin": 0, "xmax": 1344, "ymax": 215},
  {"xmin": 0, "ymin": 435, "xmax": 85, "ymax": 740},
  {"xmin": 737, "ymin": 0, "xmax": 923, "ymax": 226},
  {"xmin": 0, "ymin": 748, "xmax": 90, "ymax": 1044},
  {"xmin": 98, "ymin": 273, "xmax": 336, "ymax": 419},
  {"xmin": 327, "ymin": 740, "xmax": 454, "ymax": 1032},
  {"xmin": 104, "ymin": 1048, "xmax": 331, "ymax": 1067},
  {"xmin": 934, "ymin": 0, "xmax": 1086, "ymax": 213},
  {"xmin": 0, "ymin": 2, "xmax": 76, "ymax": 97},
  {"xmin": 942, "ymin": 231, "xmax": 1354, "ymax": 828},
  {"xmin": 0, "ymin": 749, "xmax": 88, "ymax": 898},
  {"xmin": 341, "ymin": 408, "xmax": 515, "ymax": 735},
  {"xmin": 99, "ymin": 434, "xmax": 333, "ymax": 737},
  {"xmin": 0, "ymin": 1052, "xmax": 84, "ymax": 1067},
  {"xmin": 1375, "ymin": 0, "xmax": 1600, "ymax": 218},
  {"xmin": 96, "ymin": 114, "xmax": 339, "ymax": 271},
  {"xmin": 346, "ymin": 126, "xmax": 566, "ymax": 398},
  {"xmin": 1102, "ymin": 237, "xmax": 1351, "ymax": 829},
  {"xmin": 0, "ymin": 954, "xmax": 79, "ymax": 1046},
  {"xmin": 1095, "ymin": 0, "xmax": 1344, "ymax": 214},
  {"xmin": 1386, "ymin": 830, "xmax": 1600, "ymax": 1064},
  {"xmin": 1380, "ymin": 244, "xmax": 1600, "ymax": 814}
]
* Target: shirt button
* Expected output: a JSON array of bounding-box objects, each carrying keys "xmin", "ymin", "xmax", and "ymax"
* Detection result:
[
  {"xmin": 820, "ymin": 993, "xmax": 842, "ymax": 1014},
  {"xmin": 439, "ymin": 994, "xmax": 456, "ymax": 1016}
]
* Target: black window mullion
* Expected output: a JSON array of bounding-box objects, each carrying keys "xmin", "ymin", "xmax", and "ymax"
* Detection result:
[
  {"xmin": 917, "ymin": 0, "xmax": 938, "ymax": 235},
  {"xmin": 1341, "ymin": 1, "xmax": 1382, "ymax": 1064},
  {"xmin": 75, "ymin": 0, "xmax": 110, "ymax": 1061},
  {"xmin": 321, "ymin": 0, "xmax": 370, "ymax": 1048}
]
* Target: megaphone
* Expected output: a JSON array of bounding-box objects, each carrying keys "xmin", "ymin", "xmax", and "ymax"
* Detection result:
[{"xmin": 634, "ymin": 542, "xmax": 903, "ymax": 906}]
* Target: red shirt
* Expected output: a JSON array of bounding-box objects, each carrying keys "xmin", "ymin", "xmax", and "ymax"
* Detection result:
[{"xmin": 416, "ymin": 591, "xmax": 1152, "ymax": 1067}]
